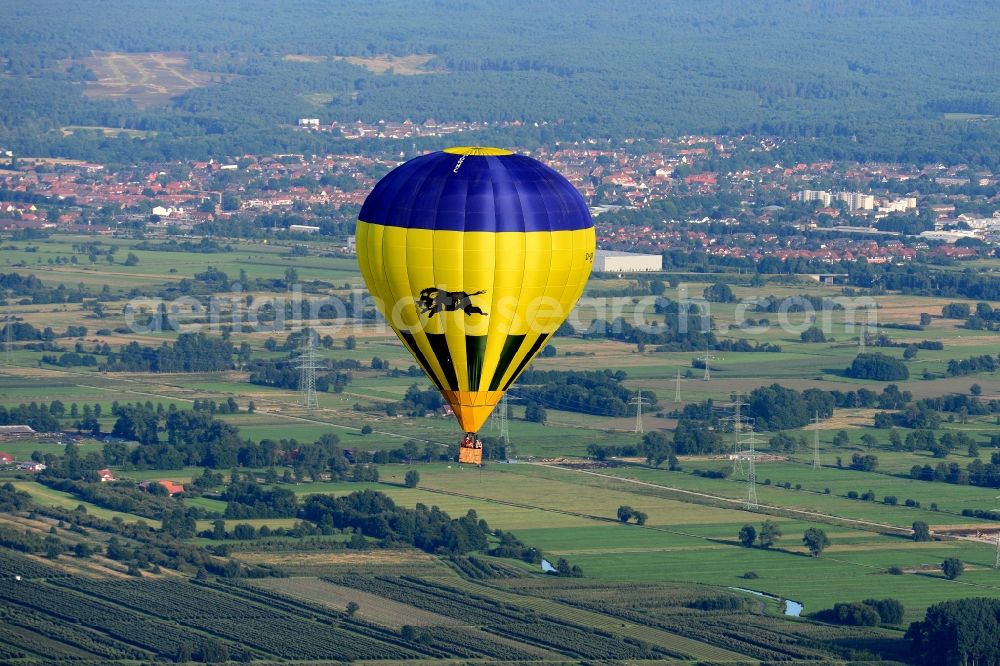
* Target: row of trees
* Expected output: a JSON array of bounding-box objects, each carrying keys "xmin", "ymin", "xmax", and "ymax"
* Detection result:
[{"xmin": 102, "ymin": 333, "xmax": 236, "ymax": 372}]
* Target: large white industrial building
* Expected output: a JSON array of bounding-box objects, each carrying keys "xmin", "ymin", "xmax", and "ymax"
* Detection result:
[{"xmin": 593, "ymin": 250, "xmax": 663, "ymax": 272}]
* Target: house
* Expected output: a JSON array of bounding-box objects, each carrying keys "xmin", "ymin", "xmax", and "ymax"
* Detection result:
[
  {"xmin": 17, "ymin": 462, "xmax": 46, "ymax": 472},
  {"xmin": 97, "ymin": 469, "xmax": 115, "ymax": 482},
  {"xmin": 0, "ymin": 452, "xmax": 13, "ymax": 463},
  {"xmin": 139, "ymin": 480, "xmax": 184, "ymax": 496}
]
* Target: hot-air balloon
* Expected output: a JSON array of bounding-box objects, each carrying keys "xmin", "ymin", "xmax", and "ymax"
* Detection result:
[{"xmin": 357, "ymin": 146, "xmax": 595, "ymax": 465}]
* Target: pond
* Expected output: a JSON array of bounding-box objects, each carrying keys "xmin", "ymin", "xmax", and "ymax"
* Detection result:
[{"xmin": 730, "ymin": 587, "xmax": 804, "ymax": 617}]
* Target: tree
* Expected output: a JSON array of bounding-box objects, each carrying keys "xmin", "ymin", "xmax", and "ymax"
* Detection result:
[
  {"xmin": 360, "ymin": 424, "xmax": 373, "ymax": 435},
  {"xmin": 738, "ymin": 524, "xmax": 757, "ymax": 548},
  {"xmin": 200, "ymin": 638, "xmax": 229, "ymax": 663},
  {"xmin": 346, "ymin": 601, "xmax": 360, "ymax": 617},
  {"xmin": 617, "ymin": 505, "xmax": 634, "ymax": 523},
  {"xmin": 524, "ymin": 401, "xmax": 547, "ymax": 424},
  {"xmin": 704, "ymin": 282, "xmax": 736, "ymax": 303},
  {"xmin": 800, "ymin": 326, "xmax": 826, "ymax": 343},
  {"xmin": 864, "ymin": 598, "xmax": 904, "ymax": 625},
  {"xmin": 633, "ymin": 511, "xmax": 647, "ymax": 525},
  {"xmin": 803, "ymin": 527, "xmax": 830, "ymax": 557},
  {"xmin": 846, "ymin": 352, "xmax": 909, "ymax": 381},
  {"xmin": 404, "ymin": 470, "xmax": 420, "ymax": 488},
  {"xmin": 912, "ymin": 521, "xmax": 931, "ymax": 542},
  {"xmin": 850, "ymin": 453, "xmax": 879, "ymax": 472},
  {"xmin": 906, "ymin": 598, "xmax": 1000, "ymax": 666},
  {"xmin": 123, "ymin": 252, "xmax": 139, "ymax": 266},
  {"xmin": 758, "ymin": 520, "xmax": 782, "ymax": 548},
  {"xmin": 970, "ymin": 383, "xmax": 982, "ymax": 396},
  {"xmin": 941, "ymin": 557, "xmax": 964, "ymax": 580},
  {"xmin": 641, "ymin": 431, "xmax": 671, "ymax": 466}
]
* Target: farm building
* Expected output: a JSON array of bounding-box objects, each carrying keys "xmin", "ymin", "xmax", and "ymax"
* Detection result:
[
  {"xmin": 0, "ymin": 452, "xmax": 12, "ymax": 463},
  {"xmin": 139, "ymin": 480, "xmax": 185, "ymax": 496},
  {"xmin": 594, "ymin": 250, "xmax": 662, "ymax": 272},
  {"xmin": 0, "ymin": 425, "xmax": 37, "ymax": 440},
  {"xmin": 97, "ymin": 469, "xmax": 115, "ymax": 482}
]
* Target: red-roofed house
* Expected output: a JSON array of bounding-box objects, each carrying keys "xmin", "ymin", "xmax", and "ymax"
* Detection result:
[
  {"xmin": 139, "ymin": 480, "xmax": 185, "ymax": 496},
  {"xmin": 97, "ymin": 469, "xmax": 115, "ymax": 482},
  {"xmin": 0, "ymin": 452, "xmax": 12, "ymax": 463}
]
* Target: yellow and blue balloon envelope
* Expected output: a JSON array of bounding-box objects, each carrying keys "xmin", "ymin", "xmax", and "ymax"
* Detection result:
[{"xmin": 357, "ymin": 146, "xmax": 595, "ymax": 446}]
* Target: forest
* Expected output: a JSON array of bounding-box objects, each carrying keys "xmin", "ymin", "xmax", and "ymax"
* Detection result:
[{"xmin": 3, "ymin": 1, "xmax": 1000, "ymax": 165}]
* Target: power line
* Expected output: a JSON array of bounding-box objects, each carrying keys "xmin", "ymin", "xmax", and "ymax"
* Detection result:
[
  {"xmin": 629, "ymin": 390, "xmax": 650, "ymax": 434},
  {"xmin": 3, "ymin": 316, "xmax": 12, "ymax": 365},
  {"xmin": 812, "ymin": 410, "xmax": 822, "ymax": 470},
  {"xmin": 295, "ymin": 330, "xmax": 320, "ymax": 409},
  {"xmin": 995, "ymin": 531, "xmax": 999, "ymax": 570},
  {"xmin": 498, "ymin": 393, "xmax": 510, "ymax": 448},
  {"xmin": 727, "ymin": 395, "xmax": 746, "ymax": 478},
  {"xmin": 744, "ymin": 428, "xmax": 759, "ymax": 511}
]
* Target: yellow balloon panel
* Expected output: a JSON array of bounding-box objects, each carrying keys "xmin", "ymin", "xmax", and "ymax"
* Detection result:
[{"xmin": 357, "ymin": 220, "xmax": 595, "ymax": 432}]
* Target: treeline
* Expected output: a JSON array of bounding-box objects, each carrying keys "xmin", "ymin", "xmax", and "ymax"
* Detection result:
[
  {"xmin": 301, "ymin": 490, "xmax": 541, "ymax": 562},
  {"xmin": 102, "ymin": 333, "xmax": 235, "ymax": 372},
  {"xmin": 946, "ymin": 353, "xmax": 1000, "ymax": 377},
  {"xmin": 39, "ymin": 477, "xmax": 207, "ymax": 520},
  {"xmin": 0, "ymin": 319, "xmax": 87, "ymax": 341},
  {"xmin": 0, "ymin": 272, "xmax": 96, "ymax": 305},
  {"xmin": 247, "ymin": 357, "xmax": 355, "ymax": 393},
  {"xmin": 814, "ymin": 598, "xmax": 904, "ymax": 627},
  {"xmin": 681, "ymin": 383, "xmax": 852, "ymax": 431},
  {"xmin": 0, "ymin": 402, "xmax": 61, "ymax": 432},
  {"xmin": 516, "ymin": 369, "xmax": 650, "ymax": 417},
  {"xmin": 911, "ymin": 452, "xmax": 1000, "ymax": 489},
  {"xmin": 222, "ymin": 476, "xmax": 299, "ymax": 519},
  {"xmin": 573, "ymin": 301, "xmax": 780, "ymax": 353}
]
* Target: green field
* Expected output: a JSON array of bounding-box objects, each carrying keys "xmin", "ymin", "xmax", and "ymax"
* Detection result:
[{"xmin": 4, "ymin": 231, "xmax": 1000, "ymax": 662}]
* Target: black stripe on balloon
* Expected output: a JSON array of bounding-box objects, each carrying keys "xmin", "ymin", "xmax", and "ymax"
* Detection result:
[
  {"xmin": 489, "ymin": 334, "xmax": 526, "ymax": 391},
  {"xmin": 465, "ymin": 335, "xmax": 488, "ymax": 392},
  {"xmin": 397, "ymin": 331, "xmax": 444, "ymax": 392},
  {"xmin": 425, "ymin": 333, "xmax": 459, "ymax": 391},
  {"xmin": 502, "ymin": 333, "xmax": 551, "ymax": 391}
]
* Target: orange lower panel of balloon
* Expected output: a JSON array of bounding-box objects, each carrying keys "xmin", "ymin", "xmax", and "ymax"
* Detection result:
[
  {"xmin": 458, "ymin": 447, "xmax": 482, "ymax": 465},
  {"xmin": 441, "ymin": 390, "xmax": 505, "ymax": 433}
]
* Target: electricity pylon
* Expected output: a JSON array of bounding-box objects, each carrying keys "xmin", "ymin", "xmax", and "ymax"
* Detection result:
[
  {"xmin": 295, "ymin": 331, "xmax": 320, "ymax": 409},
  {"xmin": 630, "ymin": 390, "xmax": 650, "ymax": 434},
  {"xmin": 724, "ymin": 395, "xmax": 748, "ymax": 478},
  {"xmin": 995, "ymin": 531, "xmax": 1000, "ymax": 570},
  {"xmin": 699, "ymin": 353, "xmax": 717, "ymax": 381},
  {"xmin": 674, "ymin": 368, "xmax": 684, "ymax": 403}
]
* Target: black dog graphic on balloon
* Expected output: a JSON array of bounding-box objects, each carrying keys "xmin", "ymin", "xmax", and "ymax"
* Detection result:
[{"xmin": 417, "ymin": 287, "xmax": 488, "ymax": 317}]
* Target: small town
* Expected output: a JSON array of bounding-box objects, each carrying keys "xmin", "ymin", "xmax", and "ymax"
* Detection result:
[{"xmin": 2, "ymin": 129, "xmax": 998, "ymax": 268}]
